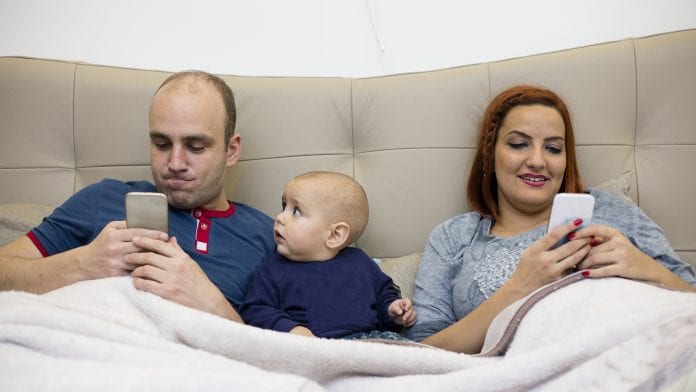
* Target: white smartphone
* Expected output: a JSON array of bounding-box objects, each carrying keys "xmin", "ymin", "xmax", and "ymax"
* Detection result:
[
  {"xmin": 125, "ymin": 192, "xmax": 168, "ymax": 233},
  {"xmin": 547, "ymin": 193, "xmax": 595, "ymax": 248}
]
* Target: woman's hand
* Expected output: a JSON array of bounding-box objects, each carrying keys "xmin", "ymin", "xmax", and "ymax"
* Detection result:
[
  {"xmin": 422, "ymin": 219, "xmax": 593, "ymax": 354},
  {"xmin": 571, "ymin": 224, "xmax": 695, "ymax": 292},
  {"xmin": 506, "ymin": 219, "xmax": 592, "ymax": 297},
  {"xmin": 575, "ymin": 225, "xmax": 664, "ymax": 281}
]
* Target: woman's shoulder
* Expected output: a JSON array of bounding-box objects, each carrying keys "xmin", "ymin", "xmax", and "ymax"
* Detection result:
[
  {"xmin": 587, "ymin": 188, "xmax": 639, "ymax": 214},
  {"xmin": 428, "ymin": 211, "xmax": 484, "ymax": 243},
  {"xmin": 587, "ymin": 188, "xmax": 654, "ymax": 231}
]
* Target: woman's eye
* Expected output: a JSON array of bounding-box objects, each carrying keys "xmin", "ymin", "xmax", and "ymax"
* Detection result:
[
  {"xmin": 508, "ymin": 142, "xmax": 527, "ymax": 150},
  {"xmin": 546, "ymin": 145, "xmax": 563, "ymax": 154},
  {"xmin": 293, "ymin": 207, "xmax": 302, "ymax": 217}
]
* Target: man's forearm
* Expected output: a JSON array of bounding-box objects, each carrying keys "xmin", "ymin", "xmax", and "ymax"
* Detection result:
[
  {"xmin": 212, "ymin": 296, "xmax": 245, "ymax": 323},
  {"xmin": 0, "ymin": 236, "xmax": 86, "ymax": 293}
]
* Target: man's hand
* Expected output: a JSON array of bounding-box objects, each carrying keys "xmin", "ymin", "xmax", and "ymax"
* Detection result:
[
  {"xmin": 126, "ymin": 236, "xmax": 243, "ymax": 322},
  {"xmin": 80, "ymin": 221, "xmax": 168, "ymax": 279},
  {"xmin": 0, "ymin": 220, "xmax": 167, "ymax": 293}
]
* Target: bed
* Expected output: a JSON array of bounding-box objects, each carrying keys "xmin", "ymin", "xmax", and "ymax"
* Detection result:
[{"xmin": 1, "ymin": 29, "xmax": 696, "ymax": 390}]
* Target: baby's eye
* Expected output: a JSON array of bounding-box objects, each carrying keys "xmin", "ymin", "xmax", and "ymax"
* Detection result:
[
  {"xmin": 280, "ymin": 201, "xmax": 287, "ymax": 211},
  {"xmin": 293, "ymin": 207, "xmax": 302, "ymax": 217}
]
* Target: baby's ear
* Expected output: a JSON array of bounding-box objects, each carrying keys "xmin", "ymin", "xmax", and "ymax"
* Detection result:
[{"xmin": 326, "ymin": 222, "xmax": 350, "ymax": 250}]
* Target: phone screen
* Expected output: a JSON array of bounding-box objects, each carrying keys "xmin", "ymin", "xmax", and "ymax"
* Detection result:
[
  {"xmin": 125, "ymin": 192, "xmax": 168, "ymax": 232},
  {"xmin": 547, "ymin": 193, "xmax": 594, "ymax": 248}
]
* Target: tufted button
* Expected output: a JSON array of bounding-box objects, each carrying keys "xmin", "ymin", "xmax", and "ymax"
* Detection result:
[
  {"xmin": 195, "ymin": 209, "xmax": 202, "ymax": 217},
  {"xmin": 200, "ymin": 223, "xmax": 208, "ymax": 231}
]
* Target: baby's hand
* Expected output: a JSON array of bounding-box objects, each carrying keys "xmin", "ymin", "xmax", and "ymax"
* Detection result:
[
  {"xmin": 290, "ymin": 325, "xmax": 315, "ymax": 337},
  {"xmin": 388, "ymin": 298, "xmax": 417, "ymax": 327}
]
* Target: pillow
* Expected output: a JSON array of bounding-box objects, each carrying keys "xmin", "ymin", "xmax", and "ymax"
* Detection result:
[
  {"xmin": 377, "ymin": 253, "xmax": 422, "ymax": 300},
  {"xmin": 591, "ymin": 170, "xmax": 634, "ymax": 204},
  {"xmin": 0, "ymin": 203, "xmax": 54, "ymax": 246}
]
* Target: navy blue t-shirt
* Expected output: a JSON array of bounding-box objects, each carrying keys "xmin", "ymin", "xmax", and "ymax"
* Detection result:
[
  {"xmin": 29, "ymin": 179, "xmax": 276, "ymax": 307},
  {"xmin": 239, "ymin": 247, "xmax": 402, "ymax": 338}
]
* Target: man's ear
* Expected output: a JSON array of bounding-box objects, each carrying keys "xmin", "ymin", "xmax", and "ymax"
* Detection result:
[
  {"xmin": 226, "ymin": 133, "xmax": 242, "ymax": 167},
  {"xmin": 326, "ymin": 222, "xmax": 350, "ymax": 250}
]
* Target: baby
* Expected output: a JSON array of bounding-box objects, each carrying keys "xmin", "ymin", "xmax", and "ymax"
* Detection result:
[{"xmin": 239, "ymin": 171, "xmax": 416, "ymax": 339}]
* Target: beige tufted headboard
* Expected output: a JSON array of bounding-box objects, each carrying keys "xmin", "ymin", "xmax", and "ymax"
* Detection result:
[{"xmin": 1, "ymin": 29, "xmax": 695, "ymax": 267}]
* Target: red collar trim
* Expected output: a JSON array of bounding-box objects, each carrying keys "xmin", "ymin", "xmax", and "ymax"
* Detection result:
[{"xmin": 191, "ymin": 202, "xmax": 236, "ymax": 219}]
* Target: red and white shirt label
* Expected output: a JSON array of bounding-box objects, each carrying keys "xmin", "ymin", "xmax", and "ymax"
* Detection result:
[{"xmin": 191, "ymin": 203, "xmax": 235, "ymax": 254}]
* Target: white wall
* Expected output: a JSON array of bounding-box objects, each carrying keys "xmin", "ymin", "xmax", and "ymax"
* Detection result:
[{"xmin": 1, "ymin": 0, "xmax": 695, "ymax": 77}]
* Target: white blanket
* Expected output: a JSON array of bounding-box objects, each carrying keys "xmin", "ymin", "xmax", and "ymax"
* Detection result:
[{"xmin": 1, "ymin": 275, "xmax": 695, "ymax": 391}]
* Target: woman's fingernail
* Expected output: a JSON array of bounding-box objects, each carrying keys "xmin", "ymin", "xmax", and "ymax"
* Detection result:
[
  {"xmin": 567, "ymin": 233, "xmax": 576, "ymax": 240},
  {"xmin": 581, "ymin": 270, "xmax": 590, "ymax": 277},
  {"xmin": 573, "ymin": 218, "xmax": 583, "ymax": 226}
]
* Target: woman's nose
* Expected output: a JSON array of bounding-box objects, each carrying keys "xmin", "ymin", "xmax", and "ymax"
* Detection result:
[{"xmin": 526, "ymin": 147, "xmax": 546, "ymax": 168}]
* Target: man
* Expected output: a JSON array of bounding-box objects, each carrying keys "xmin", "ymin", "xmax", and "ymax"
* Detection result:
[{"xmin": 0, "ymin": 71, "xmax": 276, "ymax": 322}]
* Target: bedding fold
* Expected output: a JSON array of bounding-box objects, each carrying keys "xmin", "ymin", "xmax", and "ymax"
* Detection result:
[{"xmin": 1, "ymin": 274, "xmax": 694, "ymax": 391}]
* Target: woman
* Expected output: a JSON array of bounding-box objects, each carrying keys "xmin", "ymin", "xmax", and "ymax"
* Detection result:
[{"xmin": 406, "ymin": 85, "xmax": 696, "ymax": 354}]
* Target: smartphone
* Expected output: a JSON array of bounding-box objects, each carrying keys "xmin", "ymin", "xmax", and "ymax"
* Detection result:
[
  {"xmin": 547, "ymin": 193, "xmax": 595, "ymax": 248},
  {"xmin": 125, "ymin": 192, "xmax": 168, "ymax": 233}
]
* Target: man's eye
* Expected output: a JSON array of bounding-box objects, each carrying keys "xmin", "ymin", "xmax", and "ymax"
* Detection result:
[
  {"xmin": 154, "ymin": 142, "xmax": 171, "ymax": 150},
  {"xmin": 188, "ymin": 145, "xmax": 205, "ymax": 153},
  {"xmin": 293, "ymin": 207, "xmax": 302, "ymax": 217}
]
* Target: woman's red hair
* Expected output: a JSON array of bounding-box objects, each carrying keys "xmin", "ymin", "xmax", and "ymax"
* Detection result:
[{"xmin": 466, "ymin": 85, "xmax": 584, "ymax": 220}]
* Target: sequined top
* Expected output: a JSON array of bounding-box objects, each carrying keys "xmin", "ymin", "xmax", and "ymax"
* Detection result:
[{"xmin": 405, "ymin": 189, "xmax": 696, "ymax": 342}]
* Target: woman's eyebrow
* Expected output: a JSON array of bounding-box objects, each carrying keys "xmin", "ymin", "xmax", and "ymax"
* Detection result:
[{"xmin": 505, "ymin": 130, "xmax": 564, "ymax": 141}]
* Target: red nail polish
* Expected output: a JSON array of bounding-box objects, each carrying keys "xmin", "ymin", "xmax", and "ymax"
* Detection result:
[
  {"xmin": 590, "ymin": 240, "xmax": 598, "ymax": 247},
  {"xmin": 581, "ymin": 270, "xmax": 590, "ymax": 277},
  {"xmin": 567, "ymin": 233, "xmax": 576, "ymax": 240},
  {"xmin": 573, "ymin": 218, "xmax": 583, "ymax": 227}
]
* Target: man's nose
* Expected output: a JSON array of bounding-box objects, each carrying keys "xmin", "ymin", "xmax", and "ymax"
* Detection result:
[{"xmin": 168, "ymin": 146, "xmax": 187, "ymax": 171}]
